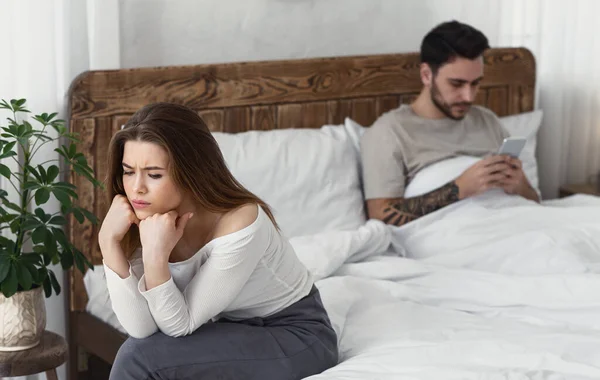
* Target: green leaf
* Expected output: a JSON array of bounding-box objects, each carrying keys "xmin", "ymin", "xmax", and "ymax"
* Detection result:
[
  {"xmin": 2, "ymin": 141, "xmax": 16, "ymax": 155},
  {"xmin": 23, "ymin": 121, "xmax": 34, "ymax": 134},
  {"xmin": 48, "ymin": 270, "xmax": 61, "ymax": 296},
  {"xmin": 31, "ymin": 226, "xmax": 47, "ymax": 244},
  {"xmin": 17, "ymin": 136, "xmax": 29, "ymax": 147},
  {"xmin": 72, "ymin": 208, "xmax": 84, "ymax": 224},
  {"xmin": 61, "ymin": 132, "xmax": 80, "ymax": 142},
  {"xmin": 16, "ymin": 124, "xmax": 26, "ymax": 137},
  {"xmin": 34, "ymin": 207, "xmax": 48, "ymax": 222},
  {"xmin": 14, "ymin": 99, "xmax": 26, "ymax": 107},
  {"xmin": 0, "ymin": 238, "xmax": 14, "ymax": 253},
  {"xmin": 0, "ymin": 254, "xmax": 11, "ymax": 283},
  {"xmin": 68, "ymin": 143, "xmax": 76, "ymax": 158},
  {"xmin": 0, "ymin": 99, "xmax": 11, "ymax": 110},
  {"xmin": 54, "ymin": 181, "xmax": 77, "ymax": 190},
  {"xmin": 35, "ymin": 188, "xmax": 50, "ymax": 205},
  {"xmin": 37, "ymin": 266, "xmax": 48, "ymax": 283},
  {"xmin": 78, "ymin": 207, "xmax": 98, "ymax": 225},
  {"xmin": 44, "ymin": 233, "xmax": 57, "ymax": 261},
  {"xmin": 20, "ymin": 254, "xmax": 41, "ymax": 266},
  {"xmin": 52, "ymin": 188, "xmax": 72, "ymax": 207},
  {"xmin": 9, "ymin": 217, "xmax": 21, "ymax": 234},
  {"xmin": 49, "ymin": 215, "xmax": 66, "ymax": 225},
  {"xmin": 31, "ymin": 133, "xmax": 52, "ymax": 142},
  {"xmin": 40, "ymin": 250, "xmax": 51, "ymax": 266},
  {"xmin": 26, "ymin": 165, "xmax": 42, "ymax": 182},
  {"xmin": 52, "ymin": 184, "xmax": 77, "ymax": 198},
  {"xmin": 73, "ymin": 250, "xmax": 86, "ymax": 273},
  {"xmin": 16, "ymin": 263, "xmax": 33, "ymax": 290},
  {"xmin": 75, "ymin": 248, "xmax": 93, "ymax": 270},
  {"xmin": 51, "ymin": 123, "xmax": 67, "ymax": 135},
  {"xmin": 21, "ymin": 217, "xmax": 41, "ymax": 232},
  {"xmin": 60, "ymin": 249, "xmax": 73, "ymax": 270},
  {"xmin": 0, "ymin": 151, "xmax": 17, "ymax": 160},
  {"xmin": 37, "ymin": 165, "xmax": 47, "ymax": 183},
  {"xmin": 0, "ymin": 164, "xmax": 10, "ymax": 179},
  {"xmin": 46, "ymin": 165, "xmax": 59, "ymax": 182},
  {"xmin": 0, "ymin": 214, "xmax": 17, "ymax": 224},
  {"xmin": 1, "ymin": 264, "xmax": 18, "ymax": 298},
  {"xmin": 25, "ymin": 263, "xmax": 40, "ymax": 283},
  {"xmin": 73, "ymin": 163, "xmax": 97, "ymax": 185},
  {"xmin": 24, "ymin": 181, "xmax": 40, "ymax": 190},
  {"xmin": 42, "ymin": 276, "xmax": 52, "ymax": 297},
  {"xmin": 54, "ymin": 146, "xmax": 69, "ymax": 161},
  {"xmin": 51, "ymin": 227, "xmax": 69, "ymax": 250},
  {"xmin": 2, "ymin": 200, "xmax": 22, "ymax": 213}
]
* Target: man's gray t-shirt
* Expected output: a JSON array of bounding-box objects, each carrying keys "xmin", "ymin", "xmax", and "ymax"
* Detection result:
[{"xmin": 360, "ymin": 104, "xmax": 509, "ymax": 199}]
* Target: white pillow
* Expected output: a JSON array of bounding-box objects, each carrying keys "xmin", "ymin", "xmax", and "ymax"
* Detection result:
[
  {"xmin": 499, "ymin": 110, "xmax": 543, "ymax": 195},
  {"xmin": 212, "ymin": 123, "xmax": 366, "ymax": 238},
  {"xmin": 404, "ymin": 156, "xmax": 480, "ymax": 198}
]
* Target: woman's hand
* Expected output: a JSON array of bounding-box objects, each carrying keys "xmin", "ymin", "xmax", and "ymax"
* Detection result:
[
  {"xmin": 98, "ymin": 195, "xmax": 140, "ymax": 278},
  {"xmin": 139, "ymin": 211, "xmax": 193, "ymax": 265},
  {"xmin": 98, "ymin": 195, "xmax": 140, "ymax": 249}
]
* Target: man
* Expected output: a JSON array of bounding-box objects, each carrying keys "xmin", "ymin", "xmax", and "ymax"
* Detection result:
[{"xmin": 360, "ymin": 20, "xmax": 539, "ymax": 227}]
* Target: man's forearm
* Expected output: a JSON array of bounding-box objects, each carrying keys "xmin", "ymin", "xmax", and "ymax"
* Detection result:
[{"xmin": 382, "ymin": 181, "xmax": 460, "ymax": 226}]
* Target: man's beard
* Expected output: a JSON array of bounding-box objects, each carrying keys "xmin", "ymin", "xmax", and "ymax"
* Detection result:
[{"xmin": 430, "ymin": 80, "xmax": 472, "ymax": 121}]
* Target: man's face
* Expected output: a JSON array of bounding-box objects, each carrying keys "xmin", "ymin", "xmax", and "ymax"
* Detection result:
[{"xmin": 428, "ymin": 56, "xmax": 484, "ymax": 120}]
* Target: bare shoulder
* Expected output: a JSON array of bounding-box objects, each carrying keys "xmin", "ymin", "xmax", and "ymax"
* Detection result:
[{"xmin": 214, "ymin": 203, "xmax": 259, "ymax": 238}]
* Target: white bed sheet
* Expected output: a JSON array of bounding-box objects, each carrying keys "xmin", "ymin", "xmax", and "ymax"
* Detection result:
[{"xmin": 84, "ymin": 193, "xmax": 600, "ymax": 379}]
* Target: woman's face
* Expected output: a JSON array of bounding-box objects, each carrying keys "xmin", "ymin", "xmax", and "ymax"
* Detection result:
[{"xmin": 121, "ymin": 140, "xmax": 184, "ymax": 220}]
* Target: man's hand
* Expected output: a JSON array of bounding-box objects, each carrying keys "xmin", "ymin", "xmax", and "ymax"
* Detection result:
[
  {"xmin": 499, "ymin": 157, "xmax": 540, "ymax": 202},
  {"xmin": 499, "ymin": 157, "xmax": 526, "ymax": 194},
  {"xmin": 454, "ymin": 156, "xmax": 511, "ymax": 199}
]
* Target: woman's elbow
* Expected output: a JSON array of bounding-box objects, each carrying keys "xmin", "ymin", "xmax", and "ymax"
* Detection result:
[
  {"xmin": 159, "ymin": 327, "xmax": 193, "ymax": 338},
  {"xmin": 125, "ymin": 325, "xmax": 159, "ymax": 339},
  {"xmin": 158, "ymin": 319, "xmax": 205, "ymax": 338}
]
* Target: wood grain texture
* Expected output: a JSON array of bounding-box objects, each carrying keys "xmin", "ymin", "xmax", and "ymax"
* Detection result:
[
  {"xmin": 198, "ymin": 109, "xmax": 224, "ymax": 132},
  {"xmin": 68, "ymin": 119, "xmax": 96, "ymax": 312},
  {"xmin": 65, "ymin": 47, "xmax": 537, "ymax": 379},
  {"xmin": 0, "ymin": 331, "xmax": 68, "ymax": 376},
  {"xmin": 68, "ymin": 48, "xmax": 535, "ymax": 120},
  {"xmin": 73, "ymin": 312, "xmax": 126, "ymax": 365}
]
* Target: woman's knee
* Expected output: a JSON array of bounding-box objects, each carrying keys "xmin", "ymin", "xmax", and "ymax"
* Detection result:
[{"xmin": 110, "ymin": 337, "xmax": 155, "ymax": 380}]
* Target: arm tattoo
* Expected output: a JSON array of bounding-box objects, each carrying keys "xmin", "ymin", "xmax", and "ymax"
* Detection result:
[{"xmin": 382, "ymin": 181, "xmax": 460, "ymax": 226}]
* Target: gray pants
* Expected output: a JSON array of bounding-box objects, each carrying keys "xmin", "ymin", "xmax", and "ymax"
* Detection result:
[{"xmin": 110, "ymin": 286, "xmax": 338, "ymax": 379}]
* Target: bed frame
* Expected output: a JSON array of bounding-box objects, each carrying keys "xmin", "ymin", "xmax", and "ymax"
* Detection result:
[{"xmin": 65, "ymin": 47, "xmax": 536, "ymax": 379}]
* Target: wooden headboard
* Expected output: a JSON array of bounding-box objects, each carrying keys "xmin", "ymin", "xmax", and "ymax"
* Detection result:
[{"xmin": 66, "ymin": 47, "xmax": 535, "ymax": 311}]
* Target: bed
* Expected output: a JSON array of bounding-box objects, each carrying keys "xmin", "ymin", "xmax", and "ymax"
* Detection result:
[{"xmin": 63, "ymin": 47, "xmax": 575, "ymax": 379}]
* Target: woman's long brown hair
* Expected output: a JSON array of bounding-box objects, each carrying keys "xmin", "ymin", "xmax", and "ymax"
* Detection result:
[{"xmin": 106, "ymin": 102, "xmax": 278, "ymax": 258}]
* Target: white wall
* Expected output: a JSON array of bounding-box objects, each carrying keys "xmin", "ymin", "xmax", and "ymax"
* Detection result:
[{"xmin": 120, "ymin": 0, "xmax": 504, "ymax": 68}]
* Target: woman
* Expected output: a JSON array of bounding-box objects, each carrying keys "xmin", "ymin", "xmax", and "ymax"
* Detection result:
[{"xmin": 98, "ymin": 102, "xmax": 338, "ymax": 379}]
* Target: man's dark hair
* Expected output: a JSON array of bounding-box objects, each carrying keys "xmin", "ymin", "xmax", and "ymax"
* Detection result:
[{"xmin": 420, "ymin": 20, "xmax": 490, "ymax": 74}]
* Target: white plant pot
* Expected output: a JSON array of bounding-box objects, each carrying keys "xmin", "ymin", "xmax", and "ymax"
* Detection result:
[{"xmin": 0, "ymin": 286, "xmax": 46, "ymax": 351}]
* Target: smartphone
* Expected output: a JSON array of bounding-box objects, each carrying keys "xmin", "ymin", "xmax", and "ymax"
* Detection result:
[{"xmin": 497, "ymin": 137, "xmax": 526, "ymax": 158}]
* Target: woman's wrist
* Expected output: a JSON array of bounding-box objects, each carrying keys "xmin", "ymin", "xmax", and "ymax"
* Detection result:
[{"xmin": 143, "ymin": 257, "xmax": 171, "ymax": 290}]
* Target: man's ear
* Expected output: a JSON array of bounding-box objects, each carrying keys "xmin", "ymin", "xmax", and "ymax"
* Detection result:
[{"xmin": 420, "ymin": 63, "xmax": 433, "ymax": 87}]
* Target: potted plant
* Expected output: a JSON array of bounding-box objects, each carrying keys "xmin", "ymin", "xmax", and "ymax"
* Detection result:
[{"xmin": 0, "ymin": 98, "xmax": 101, "ymax": 351}]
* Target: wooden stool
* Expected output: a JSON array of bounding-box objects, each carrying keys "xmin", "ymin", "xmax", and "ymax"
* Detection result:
[{"xmin": 0, "ymin": 331, "xmax": 68, "ymax": 380}]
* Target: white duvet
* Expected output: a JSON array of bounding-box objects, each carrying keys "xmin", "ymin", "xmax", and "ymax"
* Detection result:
[
  {"xmin": 304, "ymin": 192, "xmax": 600, "ymax": 379},
  {"xmin": 84, "ymin": 192, "xmax": 600, "ymax": 379}
]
